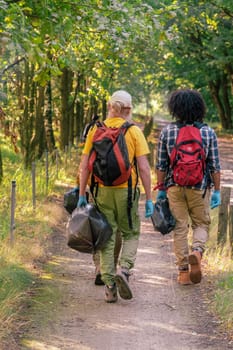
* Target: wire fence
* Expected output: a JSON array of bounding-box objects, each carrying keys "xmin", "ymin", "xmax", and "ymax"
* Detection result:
[{"xmin": 6, "ymin": 146, "xmax": 80, "ymax": 245}]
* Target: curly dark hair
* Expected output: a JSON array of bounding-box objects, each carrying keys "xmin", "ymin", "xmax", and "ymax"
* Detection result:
[{"xmin": 168, "ymin": 89, "xmax": 206, "ymax": 123}]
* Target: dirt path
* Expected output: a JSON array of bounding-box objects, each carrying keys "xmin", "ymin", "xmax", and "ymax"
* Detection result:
[
  {"xmin": 20, "ymin": 200, "xmax": 232, "ymax": 350},
  {"xmin": 18, "ymin": 120, "xmax": 233, "ymax": 350},
  {"xmin": 21, "ymin": 198, "xmax": 233, "ymax": 350}
]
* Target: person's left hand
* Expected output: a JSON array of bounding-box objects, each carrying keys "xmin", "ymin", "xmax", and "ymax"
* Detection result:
[
  {"xmin": 156, "ymin": 190, "xmax": 167, "ymax": 201},
  {"xmin": 210, "ymin": 190, "xmax": 221, "ymax": 209},
  {"xmin": 77, "ymin": 195, "xmax": 87, "ymax": 208},
  {"xmin": 145, "ymin": 200, "xmax": 154, "ymax": 218}
]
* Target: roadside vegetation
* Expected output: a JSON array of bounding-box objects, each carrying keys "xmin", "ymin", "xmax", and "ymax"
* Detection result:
[
  {"xmin": 0, "ymin": 123, "xmax": 233, "ymax": 345},
  {"xmin": 205, "ymin": 235, "xmax": 233, "ymax": 334},
  {"xmin": 0, "ymin": 137, "xmax": 74, "ymax": 346}
]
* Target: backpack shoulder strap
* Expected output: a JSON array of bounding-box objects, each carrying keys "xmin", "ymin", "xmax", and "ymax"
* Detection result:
[
  {"xmin": 121, "ymin": 121, "xmax": 134, "ymax": 131},
  {"xmin": 95, "ymin": 121, "xmax": 104, "ymax": 128},
  {"xmin": 193, "ymin": 121, "xmax": 207, "ymax": 129}
]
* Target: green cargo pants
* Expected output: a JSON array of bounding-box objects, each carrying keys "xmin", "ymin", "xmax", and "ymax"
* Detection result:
[{"xmin": 96, "ymin": 186, "xmax": 140, "ymax": 286}]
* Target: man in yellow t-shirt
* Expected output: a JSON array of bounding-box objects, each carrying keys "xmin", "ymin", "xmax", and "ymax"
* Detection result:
[{"xmin": 78, "ymin": 90, "xmax": 153, "ymax": 303}]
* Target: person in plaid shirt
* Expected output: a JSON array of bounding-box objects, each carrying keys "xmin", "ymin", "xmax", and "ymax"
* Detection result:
[{"xmin": 155, "ymin": 89, "xmax": 221, "ymax": 285}]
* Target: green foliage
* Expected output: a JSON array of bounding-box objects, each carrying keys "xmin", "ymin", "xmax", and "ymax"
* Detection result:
[
  {"xmin": 214, "ymin": 274, "xmax": 233, "ymax": 329},
  {"xmin": 0, "ymin": 262, "xmax": 34, "ymax": 344},
  {"xmin": 0, "ymin": 0, "xmax": 233, "ymax": 170},
  {"xmin": 0, "ymin": 264, "xmax": 34, "ymax": 303}
]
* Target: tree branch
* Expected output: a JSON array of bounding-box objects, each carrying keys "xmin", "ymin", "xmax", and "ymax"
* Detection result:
[{"xmin": 0, "ymin": 56, "xmax": 26, "ymax": 79}]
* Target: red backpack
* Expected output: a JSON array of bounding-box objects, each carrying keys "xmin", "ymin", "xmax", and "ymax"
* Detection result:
[
  {"xmin": 170, "ymin": 124, "xmax": 206, "ymax": 186},
  {"xmin": 88, "ymin": 121, "xmax": 137, "ymax": 229},
  {"xmin": 88, "ymin": 121, "xmax": 134, "ymax": 186}
]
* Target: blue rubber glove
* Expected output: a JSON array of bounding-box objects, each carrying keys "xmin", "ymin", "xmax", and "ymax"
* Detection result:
[
  {"xmin": 210, "ymin": 190, "xmax": 221, "ymax": 209},
  {"xmin": 145, "ymin": 200, "xmax": 154, "ymax": 218},
  {"xmin": 77, "ymin": 195, "xmax": 87, "ymax": 208},
  {"xmin": 156, "ymin": 190, "xmax": 167, "ymax": 201}
]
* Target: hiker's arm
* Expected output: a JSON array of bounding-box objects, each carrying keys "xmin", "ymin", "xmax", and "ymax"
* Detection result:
[
  {"xmin": 211, "ymin": 171, "xmax": 221, "ymax": 191},
  {"xmin": 137, "ymin": 155, "xmax": 152, "ymax": 200},
  {"xmin": 156, "ymin": 169, "xmax": 166, "ymax": 186},
  {"xmin": 79, "ymin": 154, "xmax": 90, "ymax": 196},
  {"xmin": 76, "ymin": 165, "xmax": 80, "ymax": 187}
]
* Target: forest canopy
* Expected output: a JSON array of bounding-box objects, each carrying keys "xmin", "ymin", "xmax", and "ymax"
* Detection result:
[{"xmin": 0, "ymin": 0, "xmax": 233, "ymax": 167}]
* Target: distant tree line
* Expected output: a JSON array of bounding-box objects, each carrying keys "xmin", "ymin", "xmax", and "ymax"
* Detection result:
[{"xmin": 0, "ymin": 0, "xmax": 232, "ymax": 174}]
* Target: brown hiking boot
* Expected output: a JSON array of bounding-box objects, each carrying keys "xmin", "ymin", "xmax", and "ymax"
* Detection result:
[
  {"xmin": 188, "ymin": 250, "xmax": 202, "ymax": 284},
  {"xmin": 177, "ymin": 270, "xmax": 192, "ymax": 285}
]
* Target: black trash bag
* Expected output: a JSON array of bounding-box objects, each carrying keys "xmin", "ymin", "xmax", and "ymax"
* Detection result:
[
  {"xmin": 151, "ymin": 198, "xmax": 176, "ymax": 235},
  {"xmin": 63, "ymin": 188, "xmax": 89, "ymax": 214},
  {"xmin": 66, "ymin": 204, "xmax": 113, "ymax": 254}
]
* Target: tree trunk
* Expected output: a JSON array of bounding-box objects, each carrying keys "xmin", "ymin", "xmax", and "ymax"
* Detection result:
[
  {"xmin": 226, "ymin": 63, "xmax": 233, "ymax": 96},
  {"xmin": 221, "ymin": 74, "xmax": 233, "ymax": 129},
  {"xmin": 20, "ymin": 61, "xmax": 35, "ymax": 168},
  {"xmin": 209, "ymin": 80, "xmax": 229, "ymax": 129},
  {"xmin": 75, "ymin": 73, "xmax": 85, "ymax": 143},
  {"xmin": 60, "ymin": 68, "xmax": 73, "ymax": 150},
  {"xmin": 44, "ymin": 79, "xmax": 55, "ymax": 153},
  {"xmin": 87, "ymin": 95, "xmax": 98, "ymax": 120},
  {"xmin": 102, "ymin": 98, "xmax": 107, "ymax": 120},
  {"xmin": 29, "ymin": 85, "xmax": 46, "ymax": 162},
  {"xmin": 0, "ymin": 147, "xmax": 3, "ymax": 184}
]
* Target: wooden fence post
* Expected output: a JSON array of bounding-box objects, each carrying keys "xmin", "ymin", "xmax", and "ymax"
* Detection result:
[
  {"xmin": 45, "ymin": 150, "xmax": 49, "ymax": 192},
  {"xmin": 10, "ymin": 180, "xmax": 16, "ymax": 245},
  {"xmin": 32, "ymin": 162, "xmax": 36, "ymax": 209},
  {"xmin": 217, "ymin": 186, "xmax": 231, "ymax": 245}
]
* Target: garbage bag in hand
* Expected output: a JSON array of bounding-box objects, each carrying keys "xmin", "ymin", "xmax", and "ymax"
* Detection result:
[
  {"xmin": 151, "ymin": 198, "xmax": 176, "ymax": 235},
  {"xmin": 66, "ymin": 204, "xmax": 113, "ymax": 253},
  {"xmin": 63, "ymin": 188, "xmax": 89, "ymax": 214}
]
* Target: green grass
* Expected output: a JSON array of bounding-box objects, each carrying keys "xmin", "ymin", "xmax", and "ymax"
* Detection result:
[
  {"xmin": 213, "ymin": 274, "xmax": 233, "ymax": 331},
  {"xmin": 0, "ymin": 264, "xmax": 34, "ymax": 304},
  {"xmin": 0, "ymin": 141, "xmax": 80, "ymax": 346},
  {"xmin": 0, "ymin": 262, "xmax": 34, "ymax": 342}
]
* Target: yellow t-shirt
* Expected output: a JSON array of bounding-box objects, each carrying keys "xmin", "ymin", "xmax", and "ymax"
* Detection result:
[{"xmin": 82, "ymin": 117, "xmax": 150, "ymax": 188}]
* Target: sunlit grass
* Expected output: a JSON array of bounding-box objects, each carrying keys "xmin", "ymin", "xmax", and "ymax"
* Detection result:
[
  {"xmin": 204, "ymin": 206, "xmax": 233, "ymax": 335},
  {"xmin": 215, "ymin": 273, "xmax": 233, "ymax": 323},
  {"xmin": 0, "ymin": 263, "xmax": 34, "ymax": 343},
  {"xmin": 0, "ymin": 142, "xmax": 80, "ymax": 346},
  {"xmin": 205, "ymin": 246, "xmax": 233, "ymax": 332}
]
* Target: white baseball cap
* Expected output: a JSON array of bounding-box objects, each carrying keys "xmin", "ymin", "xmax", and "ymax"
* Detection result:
[{"xmin": 109, "ymin": 90, "xmax": 132, "ymax": 108}]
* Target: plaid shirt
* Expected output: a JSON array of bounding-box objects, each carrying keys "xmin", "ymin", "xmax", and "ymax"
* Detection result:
[{"xmin": 156, "ymin": 122, "xmax": 221, "ymax": 190}]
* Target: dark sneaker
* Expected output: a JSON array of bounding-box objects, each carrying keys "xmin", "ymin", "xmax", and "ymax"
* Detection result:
[
  {"xmin": 94, "ymin": 273, "xmax": 104, "ymax": 286},
  {"xmin": 115, "ymin": 271, "xmax": 133, "ymax": 300},
  {"xmin": 105, "ymin": 284, "xmax": 118, "ymax": 303}
]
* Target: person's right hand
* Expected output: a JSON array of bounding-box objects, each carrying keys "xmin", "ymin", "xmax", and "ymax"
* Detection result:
[
  {"xmin": 156, "ymin": 190, "xmax": 167, "ymax": 201},
  {"xmin": 210, "ymin": 190, "xmax": 221, "ymax": 209},
  {"xmin": 145, "ymin": 200, "xmax": 154, "ymax": 218},
  {"xmin": 77, "ymin": 195, "xmax": 87, "ymax": 208}
]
